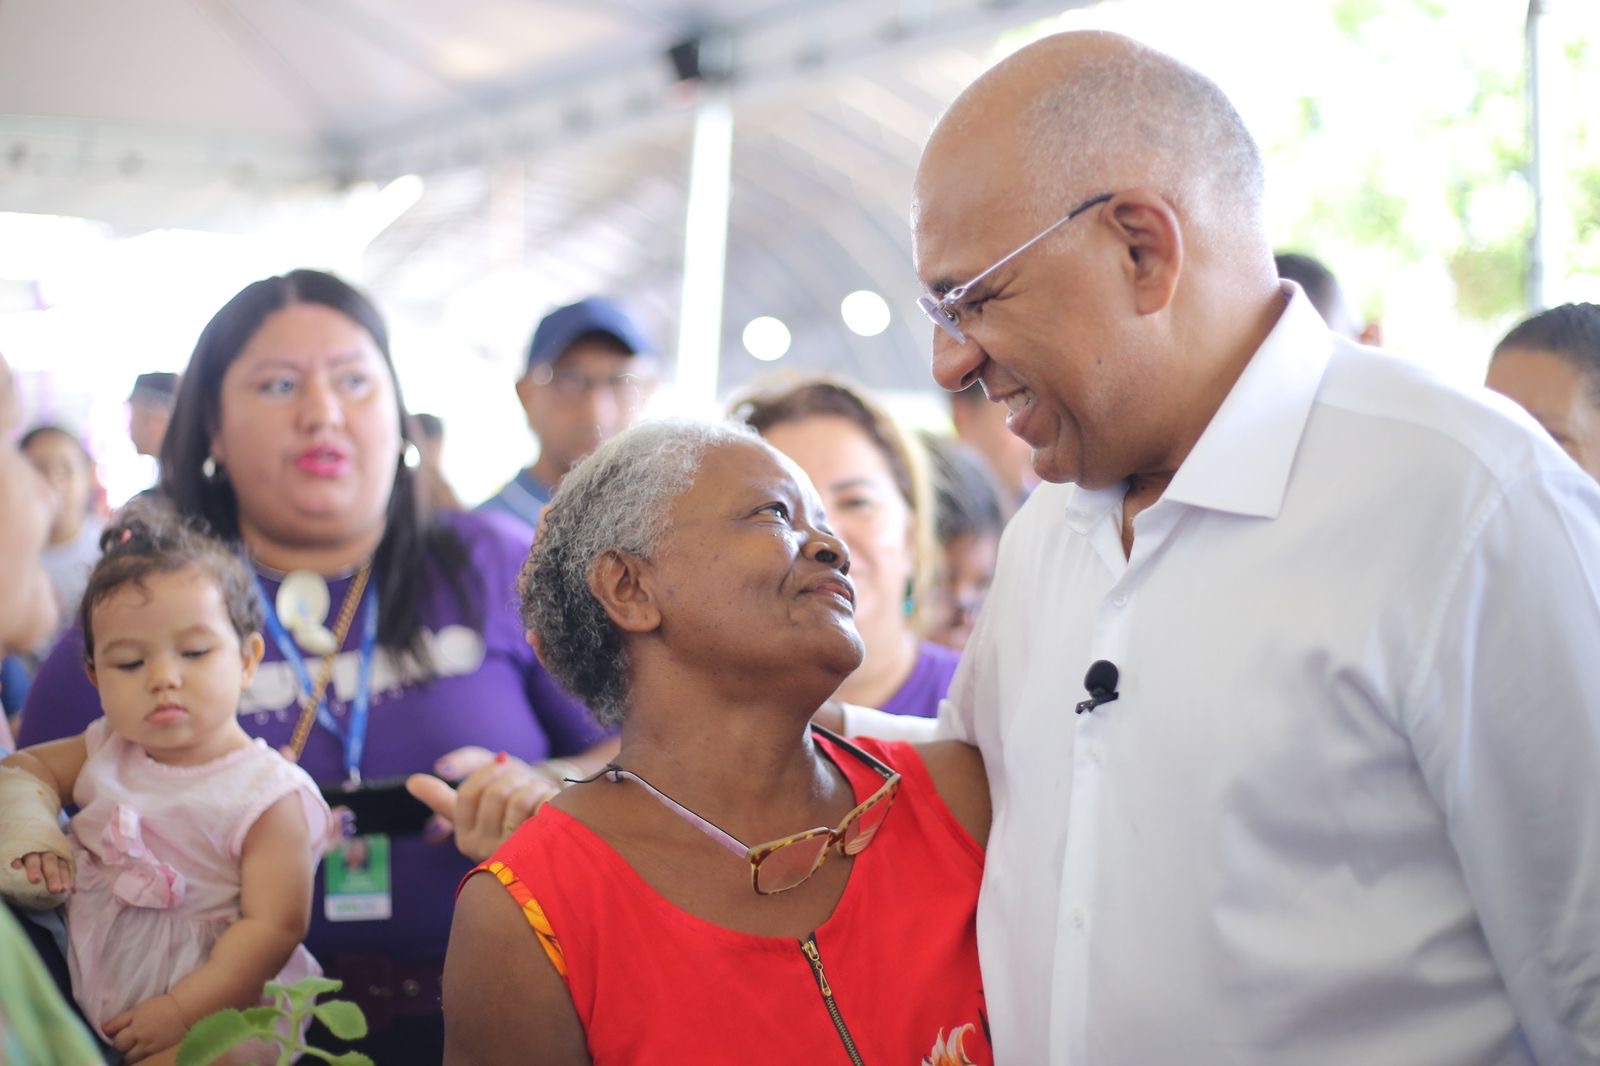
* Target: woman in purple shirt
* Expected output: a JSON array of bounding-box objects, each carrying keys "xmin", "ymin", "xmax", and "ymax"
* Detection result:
[
  {"xmin": 734, "ymin": 377, "xmax": 960, "ymax": 718},
  {"xmin": 19, "ymin": 270, "xmax": 614, "ymax": 1064}
]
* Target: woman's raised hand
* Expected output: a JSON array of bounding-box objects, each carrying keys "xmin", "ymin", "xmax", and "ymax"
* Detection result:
[{"xmin": 406, "ymin": 746, "xmax": 563, "ymax": 862}]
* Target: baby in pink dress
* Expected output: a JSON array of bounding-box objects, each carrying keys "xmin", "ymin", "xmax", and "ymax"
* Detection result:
[{"xmin": 1, "ymin": 507, "xmax": 330, "ymax": 1063}]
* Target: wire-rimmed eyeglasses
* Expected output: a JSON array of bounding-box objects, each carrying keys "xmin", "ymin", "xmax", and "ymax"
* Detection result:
[
  {"xmin": 916, "ymin": 191, "xmax": 1114, "ymax": 345},
  {"xmin": 570, "ymin": 725, "xmax": 901, "ymax": 895},
  {"xmin": 527, "ymin": 365, "xmax": 654, "ymax": 409}
]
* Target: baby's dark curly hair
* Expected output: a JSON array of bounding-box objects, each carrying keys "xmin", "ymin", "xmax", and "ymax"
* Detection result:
[{"xmin": 79, "ymin": 498, "xmax": 262, "ymax": 666}]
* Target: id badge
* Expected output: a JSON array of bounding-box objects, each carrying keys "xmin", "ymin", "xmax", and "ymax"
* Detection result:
[{"xmin": 324, "ymin": 834, "xmax": 392, "ymax": 922}]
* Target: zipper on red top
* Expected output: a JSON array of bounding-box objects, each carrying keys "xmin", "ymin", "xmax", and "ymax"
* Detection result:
[{"xmin": 800, "ymin": 932, "xmax": 866, "ymax": 1065}]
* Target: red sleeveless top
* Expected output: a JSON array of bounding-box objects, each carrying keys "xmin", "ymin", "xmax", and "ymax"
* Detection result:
[{"xmin": 476, "ymin": 735, "xmax": 992, "ymax": 1065}]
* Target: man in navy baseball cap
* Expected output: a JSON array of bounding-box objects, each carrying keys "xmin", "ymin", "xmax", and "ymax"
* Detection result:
[{"xmin": 479, "ymin": 298, "xmax": 658, "ymax": 527}]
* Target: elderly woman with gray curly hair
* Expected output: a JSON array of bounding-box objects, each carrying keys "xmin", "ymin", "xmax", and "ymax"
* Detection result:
[{"xmin": 442, "ymin": 419, "xmax": 994, "ymax": 1066}]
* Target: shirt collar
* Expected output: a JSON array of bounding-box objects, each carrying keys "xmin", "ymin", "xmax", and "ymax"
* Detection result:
[
  {"xmin": 1062, "ymin": 480, "xmax": 1123, "ymax": 534},
  {"xmin": 1060, "ymin": 284, "xmax": 1331, "ymax": 531},
  {"xmin": 1160, "ymin": 283, "xmax": 1331, "ymax": 520}
]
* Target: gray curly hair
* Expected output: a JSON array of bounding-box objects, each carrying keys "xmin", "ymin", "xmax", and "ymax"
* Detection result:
[{"xmin": 519, "ymin": 419, "xmax": 761, "ymax": 725}]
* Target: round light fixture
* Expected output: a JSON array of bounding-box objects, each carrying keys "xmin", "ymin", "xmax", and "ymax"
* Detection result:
[
  {"xmin": 840, "ymin": 289, "xmax": 891, "ymax": 337},
  {"xmin": 742, "ymin": 315, "xmax": 792, "ymax": 361}
]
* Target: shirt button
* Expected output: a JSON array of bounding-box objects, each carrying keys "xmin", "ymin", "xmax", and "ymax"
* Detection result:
[
  {"xmin": 1112, "ymin": 592, "xmax": 1129, "ymax": 607},
  {"xmin": 1088, "ymin": 744, "xmax": 1105, "ymax": 766},
  {"xmin": 1072, "ymin": 907, "xmax": 1088, "ymax": 930}
]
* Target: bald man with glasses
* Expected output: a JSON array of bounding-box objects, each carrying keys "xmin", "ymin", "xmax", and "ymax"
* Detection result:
[{"xmin": 888, "ymin": 28, "xmax": 1600, "ymax": 1065}]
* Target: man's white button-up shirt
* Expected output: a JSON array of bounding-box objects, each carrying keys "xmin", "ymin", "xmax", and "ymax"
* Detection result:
[{"xmin": 940, "ymin": 288, "xmax": 1600, "ymax": 1065}]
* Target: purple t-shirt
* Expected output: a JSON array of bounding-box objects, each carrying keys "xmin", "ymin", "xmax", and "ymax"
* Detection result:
[
  {"xmin": 18, "ymin": 509, "xmax": 605, "ymax": 965},
  {"xmin": 878, "ymin": 641, "xmax": 962, "ymax": 719}
]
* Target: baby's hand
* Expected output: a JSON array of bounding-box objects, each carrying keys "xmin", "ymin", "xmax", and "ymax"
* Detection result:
[
  {"xmin": 10, "ymin": 851, "xmax": 72, "ymax": 894},
  {"xmin": 104, "ymin": 994, "xmax": 189, "ymax": 1063}
]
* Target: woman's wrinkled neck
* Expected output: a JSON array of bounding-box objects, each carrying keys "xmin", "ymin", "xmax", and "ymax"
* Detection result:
[
  {"xmin": 617, "ymin": 699, "xmax": 837, "ymax": 835},
  {"xmin": 238, "ymin": 517, "xmax": 385, "ymax": 577}
]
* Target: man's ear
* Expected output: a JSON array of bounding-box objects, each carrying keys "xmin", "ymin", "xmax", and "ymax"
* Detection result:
[
  {"xmin": 514, "ymin": 372, "xmax": 544, "ymax": 431},
  {"xmin": 514, "ymin": 373, "xmax": 536, "ymax": 410},
  {"xmin": 1105, "ymin": 189, "xmax": 1183, "ymax": 316},
  {"xmin": 587, "ymin": 550, "xmax": 661, "ymax": 635}
]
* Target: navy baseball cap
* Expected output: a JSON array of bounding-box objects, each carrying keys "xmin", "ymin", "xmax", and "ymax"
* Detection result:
[{"xmin": 526, "ymin": 297, "xmax": 654, "ymax": 373}]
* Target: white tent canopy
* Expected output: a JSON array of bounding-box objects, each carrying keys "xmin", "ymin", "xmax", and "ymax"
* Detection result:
[{"xmin": 1, "ymin": 0, "xmax": 1080, "ymax": 395}]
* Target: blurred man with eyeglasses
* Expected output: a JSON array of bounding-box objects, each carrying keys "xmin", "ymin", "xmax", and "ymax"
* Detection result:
[
  {"xmin": 479, "ymin": 298, "xmax": 658, "ymax": 528},
  {"xmin": 901, "ymin": 29, "xmax": 1600, "ymax": 1066}
]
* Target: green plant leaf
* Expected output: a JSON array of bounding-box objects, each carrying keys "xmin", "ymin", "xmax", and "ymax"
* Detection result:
[
  {"xmin": 263, "ymin": 980, "xmax": 291, "ymax": 1011},
  {"xmin": 289, "ymin": 975, "xmax": 344, "ymax": 998},
  {"xmin": 177, "ymin": 1009, "xmax": 256, "ymax": 1066},
  {"xmin": 280, "ymin": 974, "xmax": 343, "ymax": 1012},
  {"xmin": 242, "ymin": 1006, "xmax": 282, "ymax": 1029},
  {"xmin": 311, "ymin": 999, "xmax": 369, "ymax": 1041},
  {"xmin": 304, "ymin": 1052, "xmax": 377, "ymax": 1066}
]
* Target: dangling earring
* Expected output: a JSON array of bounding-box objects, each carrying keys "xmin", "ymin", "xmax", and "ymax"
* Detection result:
[
  {"xmin": 401, "ymin": 442, "xmax": 422, "ymax": 469},
  {"xmin": 903, "ymin": 578, "xmax": 917, "ymax": 618},
  {"xmin": 202, "ymin": 456, "xmax": 222, "ymax": 481}
]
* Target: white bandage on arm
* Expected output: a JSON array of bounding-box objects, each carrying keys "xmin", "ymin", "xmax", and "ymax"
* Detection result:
[
  {"xmin": 0, "ymin": 764, "xmax": 73, "ymax": 909},
  {"xmin": 837, "ymin": 702, "xmax": 941, "ymax": 743}
]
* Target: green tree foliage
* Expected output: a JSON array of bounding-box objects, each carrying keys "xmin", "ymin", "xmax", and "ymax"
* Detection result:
[
  {"xmin": 1274, "ymin": 0, "xmax": 1542, "ymax": 325},
  {"xmin": 1008, "ymin": 0, "xmax": 1600, "ymax": 364}
]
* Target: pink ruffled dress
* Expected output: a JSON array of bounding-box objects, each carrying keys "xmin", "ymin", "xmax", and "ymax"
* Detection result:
[{"xmin": 65, "ymin": 718, "xmax": 331, "ymax": 1029}]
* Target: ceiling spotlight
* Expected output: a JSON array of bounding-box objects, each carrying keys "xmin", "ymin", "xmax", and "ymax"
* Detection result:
[
  {"xmin": 742, "ymin": 316, "xmax": 791, "ymax": 361},
  {"xmin": 840, "ymin": 289, "xmax": 891, "ymax": 337}
]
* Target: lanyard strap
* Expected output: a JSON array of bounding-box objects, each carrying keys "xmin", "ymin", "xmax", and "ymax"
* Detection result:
[
  {"xmin": 255, "ymin": 566, "xmax": 377, "ymax": 782},
  {"xmin": 341, "ymin": 592, "xmax": 379, "ymax": 781}
]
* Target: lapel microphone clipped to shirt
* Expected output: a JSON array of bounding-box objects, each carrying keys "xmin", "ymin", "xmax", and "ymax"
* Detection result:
[{"xmin": 1075, "ymin": 660, "xmax": 1120, "ymax": 715}]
